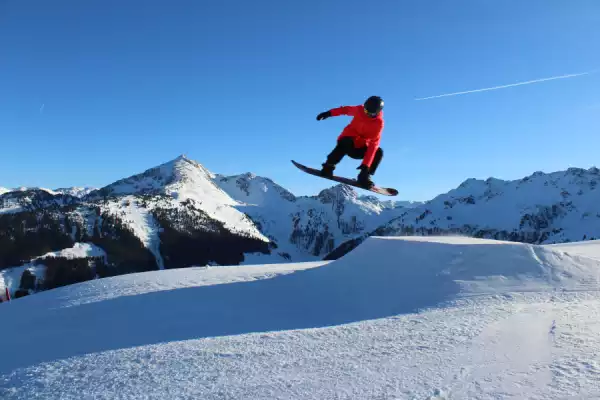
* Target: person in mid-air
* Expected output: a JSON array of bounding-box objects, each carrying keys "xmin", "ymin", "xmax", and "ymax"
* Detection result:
[{"xmin": 316, "ymin": 96, "xmax": 384, "ymax": 188}]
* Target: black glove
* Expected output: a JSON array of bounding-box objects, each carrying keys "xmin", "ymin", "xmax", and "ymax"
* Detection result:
[{"xmin": 316, "ymin": 111, "xmax": 332, "ymax": 121}]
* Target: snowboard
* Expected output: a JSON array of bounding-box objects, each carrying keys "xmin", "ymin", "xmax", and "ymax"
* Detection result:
[{"xmin": 291, "ymin": 160, "xmax": 398, "ymax": 196}]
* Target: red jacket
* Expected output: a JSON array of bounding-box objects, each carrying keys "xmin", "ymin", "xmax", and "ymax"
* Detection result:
[{"xmin": 329, "ymin": 105, "xmax": 384, "ymax": 168}]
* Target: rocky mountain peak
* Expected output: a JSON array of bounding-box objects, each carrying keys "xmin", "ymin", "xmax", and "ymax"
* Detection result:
[{"xmin": 317, "ymin": 184, "xmax": 357, "ymax": 204}]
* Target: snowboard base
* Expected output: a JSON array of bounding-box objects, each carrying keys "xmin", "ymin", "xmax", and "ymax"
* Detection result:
[{"xmin": 291, "ymin": 160, "xmax": 398, "ymax": 196}]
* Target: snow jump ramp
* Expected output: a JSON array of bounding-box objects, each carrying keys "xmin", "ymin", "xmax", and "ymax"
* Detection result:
[{"xmin": 2, "ymin": 236, "xmax": 600, "ymax": 373}]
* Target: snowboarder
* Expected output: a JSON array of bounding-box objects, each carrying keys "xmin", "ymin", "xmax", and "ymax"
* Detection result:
[{"xmin": 316, "ymin": 96, "xmax": 384, "ymax": 188}]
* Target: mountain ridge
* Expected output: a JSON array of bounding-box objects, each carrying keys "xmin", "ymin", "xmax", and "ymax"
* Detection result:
[
  {"xmin": 3, "ymin": 155, "xmax": 600, "ymax": 301},
  {"xmin": 327, "ymin": 165, "xmax": 600, "ymax": 258}
]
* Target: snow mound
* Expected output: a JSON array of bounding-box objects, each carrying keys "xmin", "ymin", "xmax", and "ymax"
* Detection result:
[
  {"xmin": 376, "ymin": 236, "xmax": 600, "ymax": 295},
  {"xmin": 2, "ymin": 237, "xmax": 600, "ymax": 398},
  {"xmin": 2, "ymin": 236, "xmax": 599, "ymax": 375}
]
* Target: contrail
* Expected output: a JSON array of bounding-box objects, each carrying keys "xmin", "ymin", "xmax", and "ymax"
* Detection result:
[
  {"xmin": 40, "ymin": 104, "xmax": 45, "ymax": 113},
  {"xmin": 415, "ymin": 71, "xmax": 594, "ymax": 101}
]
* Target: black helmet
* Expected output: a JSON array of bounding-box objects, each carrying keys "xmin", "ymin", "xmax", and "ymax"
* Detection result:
[{"xmin": 363, "ymin": 96, "xmax": 384, "ymax": 117}]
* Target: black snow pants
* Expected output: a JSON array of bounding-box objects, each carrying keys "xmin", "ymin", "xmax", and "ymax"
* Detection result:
[{"xmin": 325, "ymin": 136, "xmax": 383, "ymax": 175}]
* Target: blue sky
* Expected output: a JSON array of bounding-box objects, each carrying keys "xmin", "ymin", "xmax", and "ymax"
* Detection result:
[{"xmin": 1, "ymin": 0, "xmax": 599, "ymax": 201}]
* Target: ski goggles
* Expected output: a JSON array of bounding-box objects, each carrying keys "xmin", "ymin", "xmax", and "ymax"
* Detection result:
[{"xmin": 363, "ymin": 107, "xmax": 379, "ymax": 117}]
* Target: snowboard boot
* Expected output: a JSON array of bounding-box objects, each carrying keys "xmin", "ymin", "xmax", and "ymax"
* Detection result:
[
  {"xmin": 320, "ymin": 162, "xmax": 335, "ymax": 178},
  {"xmin": 357, "ymin": 165, "xmax": 375, "ymax": 188},
  {"xmin": 359, "ymin": 174, "xmax": 375, "ymax": 189}
]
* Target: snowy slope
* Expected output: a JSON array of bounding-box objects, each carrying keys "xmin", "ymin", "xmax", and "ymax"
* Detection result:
[
  {"xmin": 1, "ymin": 236, "xmax": 600, "ymax": 399},
  {"xmin": 547, "ymin": 239, "xmax": 600, "ymax": 259}
]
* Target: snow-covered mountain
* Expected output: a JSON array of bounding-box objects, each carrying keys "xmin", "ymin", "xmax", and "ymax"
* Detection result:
[
  {"xmin": 328, "ymin": 166, "xmax": 600, "ymax": 258},
  {"xmin": 1, "ymin": 155, "xmax": 408, "ymax": 298},
  {"xmin": 87, "ymin": 155, "xmax": 269, "ymax": 246},
  {"xmin": 215, "ymin": 172, "xmax": 408, "ymax": 261},
  {"xmin": 4, "ymin": 155, "xmax": 600, "ymax": 301},
  {"xmin": 2, "ymin": 236, "xmax": 599, "ymax": 398}
]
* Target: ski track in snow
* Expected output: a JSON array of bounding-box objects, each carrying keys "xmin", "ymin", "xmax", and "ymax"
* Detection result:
[{"xmin": 1, "ymin": 236, "xmax": 600, "ymax": 399}]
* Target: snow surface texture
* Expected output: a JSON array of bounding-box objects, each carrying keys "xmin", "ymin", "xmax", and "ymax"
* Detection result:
[
  {"xmin": 379, "ymin": 166, "xmax": 600, "ymax": 244},
  {"xmin": 1, "ymin": 236, "xmax": 600, "ymax": 399},
  {"xmin": 0, "ymin": 243, "xmax": 107, "ymax": 297}
]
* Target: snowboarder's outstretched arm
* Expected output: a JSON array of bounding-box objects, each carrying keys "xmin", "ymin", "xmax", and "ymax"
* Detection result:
[{"xmin": 316, "ymin": 105, "xmax": 360, "ymax": 120}]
